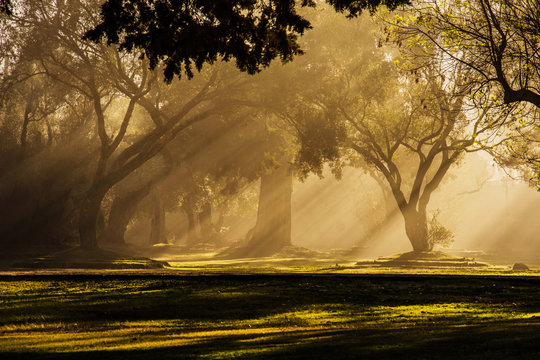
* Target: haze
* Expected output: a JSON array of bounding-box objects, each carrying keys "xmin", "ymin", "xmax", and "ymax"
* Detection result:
[{"xmin": 1, "ymin": 0, "xmax": 539, "ymax": 269}]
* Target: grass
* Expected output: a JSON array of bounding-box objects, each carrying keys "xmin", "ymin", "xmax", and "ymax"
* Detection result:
[{"xmin": 1, "ymin": 273, "xmax": 540, "ymax": 359}]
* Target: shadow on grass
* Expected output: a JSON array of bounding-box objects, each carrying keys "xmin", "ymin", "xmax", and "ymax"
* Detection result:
[
  {"xmin": 2, "ymin": 275, "xmax": 540, "ymax": 359},
  {"xmin": 2, "ymin": 276, "xmax": 540, "ymax": 325},
  {"xmin": 2, "ymin": 322, "xmax": 540, "ymax": 359}
]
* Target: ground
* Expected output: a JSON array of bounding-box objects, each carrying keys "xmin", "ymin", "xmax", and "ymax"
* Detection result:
[{"xmin": 1, "ymin": 266, "xmax": 540, "ymax": 359}]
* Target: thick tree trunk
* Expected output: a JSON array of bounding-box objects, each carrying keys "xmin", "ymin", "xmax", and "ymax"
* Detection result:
[
  {"xmin": 182, "ymin": 200, "xmax": 200, "ymax": 245},
  {"xmin": 149, "ymin": 192, "xmax": 166, "ymax": 245},
  {"xmin": 79, "ymin": 186, "xmax": 108, "ymax": 250},
  {"xmin": 402, "ymin": 206, "xmax": 430, "ymax": 252},
  {"xmin": 199, "ymin": 201, "xmax": 217, "ymax": 240},
  {"xmin": 242, "ymin": 164, "xmax": 293, "ymax": 257},
  {"xmin": 104, "ymin": 183, "xmax": 153, "ymax": 245}
]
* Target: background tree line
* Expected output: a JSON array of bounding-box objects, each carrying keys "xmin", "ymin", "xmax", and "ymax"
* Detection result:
[{"xmin": 0, "ymin": 0, "xmax": 538, "ymax": 257}]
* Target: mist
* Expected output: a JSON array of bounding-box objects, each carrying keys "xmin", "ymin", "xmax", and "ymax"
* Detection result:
[
  {"xmin": 291, "ymin": 154, "xmax": 540, "ymax": 266},
  {"xmin": 3, "ymin": 1, "xmax": 540, "ymax": 358},
  {"xmin": 0, "ymin": 0, "xmax": 539, "ymax": 270}
]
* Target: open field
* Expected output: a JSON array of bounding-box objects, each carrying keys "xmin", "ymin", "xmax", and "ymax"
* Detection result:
[{"xmin": 1, "ymin": 272, "xmax": 540, "ymax": 359}]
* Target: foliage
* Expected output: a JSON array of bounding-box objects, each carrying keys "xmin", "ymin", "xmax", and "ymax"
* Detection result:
[
  {"xmin": 84, "ymin": 0, "xmax": 313, "ymax": 82},
  {"xmin": 382, "ymin": 0, "xmax": 540, "ymax": 185},
  {"xmin": 427, "ymin": 209, "xmax": 455, "ymax": 250},
  {"xmin": 386, "ymin": 0, "xmax": 540, "ymax": 109},
  {"xmin": 85, "ymin": 0, "xmax": 410, "ymax": 81},
  {"xmin": 0, "ymin": 0, "xmax": 11, "ymax": 15}
]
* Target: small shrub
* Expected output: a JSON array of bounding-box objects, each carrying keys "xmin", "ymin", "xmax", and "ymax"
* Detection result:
[{"xmin": 427, "ymin": 210, "xmax": 454, "ymax": 250}]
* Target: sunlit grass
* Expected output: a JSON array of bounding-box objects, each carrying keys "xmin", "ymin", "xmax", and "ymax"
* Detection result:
[
  {"xmin": 1, "ymin": 275, "xmax": 540, "ymax": 359},
  {"xmin": 2, "ymin": 303, "xmax": 539, "ymax": 353},
  {"xmin": 166, "ymin": 261, "xmax": 539, "ymax": 274}
]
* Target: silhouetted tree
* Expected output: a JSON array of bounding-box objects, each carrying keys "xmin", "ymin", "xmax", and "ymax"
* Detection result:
[
  {"xmin": 281, "ymin": 12, "xmax": 513, "ymax": 252},
  {"xmin": 85, "ymin": 0, "xmax": 410, "ymax": 82}
]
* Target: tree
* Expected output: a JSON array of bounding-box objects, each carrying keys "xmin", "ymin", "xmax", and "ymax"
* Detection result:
[
  {"xmin": 85, "ymin": 0, "xmax": 410, "ymax": 81},
  {"xmin": 390, "ymin": 0, "xmax": 540, "ymax": 109},
  {"xmin": 6, "ymin": 0, "xmax": 272, "ymax": 250},
  {"xmin": 0, "ymin": 4, "xmax": 99, "ymax": 249},
  {"xmin": 384, "ymin": 0, "xmax": 540, "ymax": 187},
  {"xmin": 285, "ymin": 13, "xmax": 512, "ymax": 251}
]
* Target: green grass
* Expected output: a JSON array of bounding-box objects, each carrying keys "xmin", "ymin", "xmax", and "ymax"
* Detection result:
[{"xmin": 1, "ymin": 274, "xmax": 540, "ymax": 359}]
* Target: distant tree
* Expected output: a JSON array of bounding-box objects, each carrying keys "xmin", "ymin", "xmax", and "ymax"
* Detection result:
[
  {"xmin": 0, "ymin": 4, "xmax": 98, "ymax": 249},
  {"xmin": 2, "ymin": 65, "xmax": 67, "ymax": 160}
]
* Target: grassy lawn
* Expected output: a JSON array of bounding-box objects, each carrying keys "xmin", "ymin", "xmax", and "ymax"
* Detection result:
[{"xmin": 1, "ymin": 273, "xmax": 540, "ymax": 359}]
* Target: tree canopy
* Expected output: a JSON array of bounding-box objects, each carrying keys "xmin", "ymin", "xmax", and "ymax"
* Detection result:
[
  {"xmin": 85, "ymin": 0, "xmax": 410, "ymax": 81},
  {"xmin": 386, "ymin": 0, "xmax": 540, "ymax": 109},
  {"xmin": 0, "ymin": 0, "xmax": 12, "ymax": 15},
  {"xmin": 381, "ymin": 0, "xmax": 540, "ymax": 186}
]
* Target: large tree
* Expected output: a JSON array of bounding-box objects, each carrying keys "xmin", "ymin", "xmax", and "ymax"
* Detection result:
[
  {"xmin": 283, "ymin": 13, "xmax": 512, "ymax": 252},
  {"xmin": 4, "ymin": 0, "xmax": 242, "ymax": 249}
]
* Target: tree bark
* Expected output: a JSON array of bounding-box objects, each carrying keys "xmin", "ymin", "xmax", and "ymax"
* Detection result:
[
  {"xmin": 149, "ymin": 192, "xmax": 166, "ymax": 245},
  {"xmin": 402, "ymin": 205, "xmax": 430, "ymax": 252},
  {"xmin": 79, "ymin": 185, "xmax": 108, "ymax": 250},
  {"xmin": 199, "ymin": 201, "xmax": 216, "ymax": 240},
  {"xmin": 181, "ymin": 197, "xmax": 200, "ymax": 245},
  {"xmin": 104, "ymin": 183, "xmax": 153, "ymax": 245},
  {"xmin": 242, "ymin": 164, "xmax": 293, "ymax": 257},
  {"xmin": 19, "ymin": 102, "xmax": 31, "ymax": 160}
]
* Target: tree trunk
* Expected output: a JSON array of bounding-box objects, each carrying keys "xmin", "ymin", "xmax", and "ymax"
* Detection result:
[
  {"xmin": 402, "ymin": 205, "xmax": 430, "ymax": 252},
  {"xmin": 104, "ymin": 183, "xmax": 153, "ymax": 245},
  {"xmin": 242, "ymin": 164, "xmax": 293, "ymax": 257},
  {"xmin": 79, "ymin": 185, "xmax": 108, "ymax": 250},
  {"xmin": 149, "ymin": 192, "xmax": 166, "ymax": 245},
  {"xmin": 19, "ymin": 102, "xmax": 31, "ymax": 160},
  {"xmin": 181, "ymin": 198, "xmax": 200, "ymax": 246},
  {"xmin": 45, "ymin": 118, "xmax": 53, "ymax": 147},
  {"xmin": 199, "ymin": 201, "xmax": 216, "ymax": 240}
]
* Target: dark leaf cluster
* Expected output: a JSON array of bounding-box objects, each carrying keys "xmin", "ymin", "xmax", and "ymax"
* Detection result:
[
  {"xmin": 84, "ymin": 0, "xmax": 410, "ymax": 82},
  {"xmin": 295, "ymin": 107, "xmax": 347, "ymax": 178},
  {"xmin": 326, "ymin": 0, "xmax": 410, "ymax": 17},
  {"xmin": 0, "ymin": 0, "xmax": 12, "ymax": 15},
  {"xmin": 84, "ymin": 0, "xmax": 313, "ymax": 82}
]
